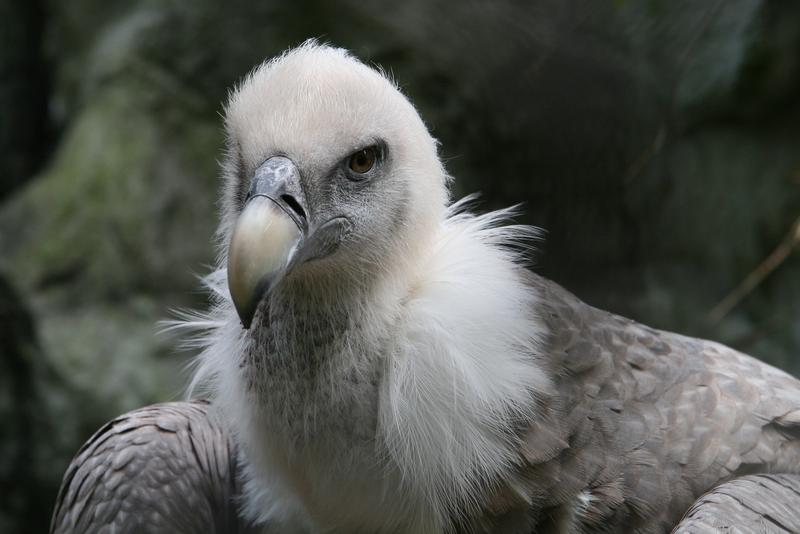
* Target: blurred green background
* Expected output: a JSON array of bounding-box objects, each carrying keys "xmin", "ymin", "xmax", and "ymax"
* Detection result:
[{"xmin": 2, "ymin": 0, "xmax": 799, "ymax": 531}]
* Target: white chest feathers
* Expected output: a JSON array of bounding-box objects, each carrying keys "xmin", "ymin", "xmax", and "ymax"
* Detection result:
[{"xmin": 179, "ymin": 200, "xmax": 551, "ymax": 532}]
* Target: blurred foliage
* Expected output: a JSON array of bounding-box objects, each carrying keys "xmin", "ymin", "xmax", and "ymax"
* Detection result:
[{"xmin": 1, "ymin": 0, "xmax": 799, "ymax": 532}]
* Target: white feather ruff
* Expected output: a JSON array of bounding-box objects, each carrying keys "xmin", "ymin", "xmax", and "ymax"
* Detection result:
[{"xmin": 169, "ymin": 198, "xmax": 550, "ymax": 532}]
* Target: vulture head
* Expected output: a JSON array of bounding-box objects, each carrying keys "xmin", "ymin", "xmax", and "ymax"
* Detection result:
[
  {"xmin": 192, "ymin": 41, "xmax": 548, "ymax": 532},
  {"xmin": 221, "ymin": 43, "xmax": 448, "ymax": 328}
]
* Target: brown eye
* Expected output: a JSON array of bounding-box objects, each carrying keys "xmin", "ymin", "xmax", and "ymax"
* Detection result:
[{"xmin": 348, "ymin": 147, "xmax": 377, "ymax": 174}]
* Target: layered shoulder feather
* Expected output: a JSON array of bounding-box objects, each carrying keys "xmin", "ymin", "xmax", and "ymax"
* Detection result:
[
  {"xmin": 480, "ymin": 273, "xmax": 800, "ymax": 532},
  {"xmin": 50, "ymin": 401, "xmax": 254, "ymax": 534}
]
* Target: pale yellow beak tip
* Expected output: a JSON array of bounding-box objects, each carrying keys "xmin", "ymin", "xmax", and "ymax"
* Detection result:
[{"xmin": 227, "ymin": 196, "xmax": 303, "ymax": 328}]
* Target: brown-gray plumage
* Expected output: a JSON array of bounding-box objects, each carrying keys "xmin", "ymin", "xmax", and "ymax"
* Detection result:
[
  {"xmin": 50, "ymin": 400, "xmax": 255, "ymax": 534},
  {"xmin": 468, "ymin": 273, "xmax": 800, "ymax": 532},
  {"xmin": 672, "ymin": 474, "xmax": 800, "ymax": 533}
]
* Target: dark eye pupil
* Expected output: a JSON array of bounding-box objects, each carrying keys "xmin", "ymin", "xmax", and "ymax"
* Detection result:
[{"xmin": 349, "ymin": 147, "xmax": 376, "ymax": 173}]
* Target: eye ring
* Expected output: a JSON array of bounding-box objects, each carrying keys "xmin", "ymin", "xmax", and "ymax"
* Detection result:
[{"xmin": 348, "ymin": 146, "xmax": 378, "ymax": 175}]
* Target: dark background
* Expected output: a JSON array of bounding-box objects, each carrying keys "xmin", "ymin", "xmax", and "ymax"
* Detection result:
[{"xmin": 2, "ymin": 1, "xmax": 799, "ymax": 531}]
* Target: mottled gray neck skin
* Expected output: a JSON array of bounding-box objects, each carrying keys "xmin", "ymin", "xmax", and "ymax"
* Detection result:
[{"xmin": 241, "ymin": 271, "xmax": 395, "ymax": 454}]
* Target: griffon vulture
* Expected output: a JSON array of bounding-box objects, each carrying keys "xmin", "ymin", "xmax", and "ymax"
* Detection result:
[{"xmin": 52, "ymin": 42, "xmax": 800, "ymax": 534}]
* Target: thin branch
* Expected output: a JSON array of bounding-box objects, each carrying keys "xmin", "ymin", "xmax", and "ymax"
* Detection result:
[
  {"xmin": 708, "ymin": 215, "xmax": 800, "ymax": 325},
  {"xmin": 624, "ymin": 125, "xmax": 666, "ymax": 181}
]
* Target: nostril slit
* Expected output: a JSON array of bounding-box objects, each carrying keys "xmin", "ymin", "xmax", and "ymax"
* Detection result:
[{"xmin": 281, "ymin": 194, "xmax": 306, "ymax": 220}]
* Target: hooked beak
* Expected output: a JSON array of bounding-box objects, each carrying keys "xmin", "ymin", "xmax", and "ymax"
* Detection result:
[
  {"xmin": 227, "ymin": 156, "xmax": 353, "ymax": 329},
  {"xmin": 227, "ymin": 156, "xmax": 308, "ymax": 329}
]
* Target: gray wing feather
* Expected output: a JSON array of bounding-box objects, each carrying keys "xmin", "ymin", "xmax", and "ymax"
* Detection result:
[
  {"xmin": 672, "ymin": 474, "xmax": 800, "ymax": 533},
  {"xmin": 485, "ymin": 272, "xmax": 800, "ymax": 532},
  {"xmin": 50, "ymin": 400, "xmax": 253, "ymax": 534}
]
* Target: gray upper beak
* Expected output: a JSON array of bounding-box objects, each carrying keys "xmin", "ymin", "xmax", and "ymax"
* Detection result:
[{"xmin": 227, "ymin": 157, "xmax": 308, "ymax": 328}]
